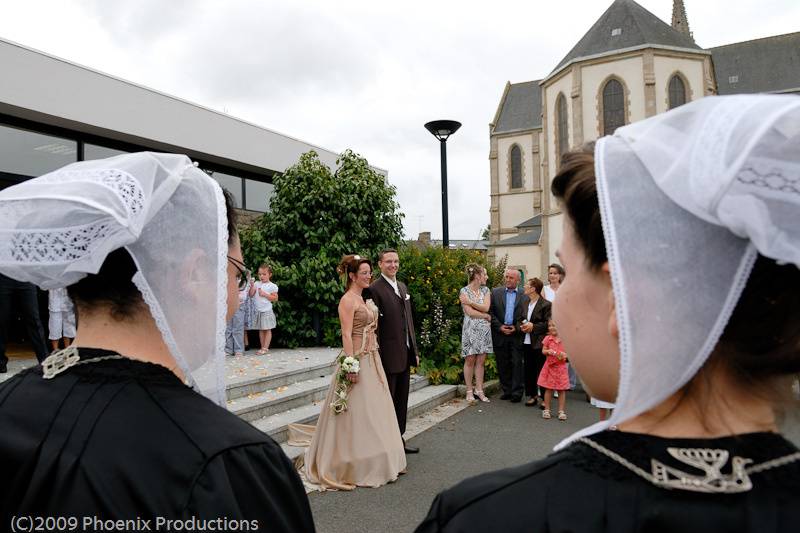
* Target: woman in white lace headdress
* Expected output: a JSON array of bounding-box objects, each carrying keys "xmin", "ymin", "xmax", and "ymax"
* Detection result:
[
  {"xmin": 0, "ymin": 152, "xmax": 314, "ymax": 529},
  {"xmin": 417, "ymin": 95, "xmax": 800, "ymax": 532}
]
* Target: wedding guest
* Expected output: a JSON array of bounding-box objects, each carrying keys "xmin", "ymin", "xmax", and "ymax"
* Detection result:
[
  {"xmin": 0, "ymin": 273, "xmax": 48, "ymax": 371},
  {"xmin": 517, "ymin": 278, "xmax": 550, "ymax": 407},
  {"xmin": 416, "ymin": 95, "xmax": 800, "ymax": 532},
  {"xmin": 225, "ymin": 269, "xmax": 251, "ymax": 356},
  {"xmin": 47, "ymin": 287, "xmax": 76, "ymax": 352},
  {"xmin": 249, "ymin": 264, "xmax": 278, "ymax": 355},
  {"xmin": 542, "ymin": 263, "xmax": 564, "ymax": 302},
  {"xmin": 489, "ymin": 269, "xmax": 528, "ymax": 402},
  {"xmin": 458, "ymin": 264, "xmax": 492, "ymax": 403},
  {"xmin": 543, "ymin": 263, "xmax": 577, "ymax": 390},
  {"xmin": 0, "ymin": 153, "xmax": 314, "ymax": 530},
  {"xmin": 538, "ymin": 320, "xmax": 569, "ymax": 421}
]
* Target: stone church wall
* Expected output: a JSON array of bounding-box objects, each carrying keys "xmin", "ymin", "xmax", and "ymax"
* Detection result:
[
  {"xmin": 653, "ymin": 54, "xmax": 705, "ymax": 113},
  {"xmin": 581, "ymin": 55, "xmax": 645, "ymax": 141}
]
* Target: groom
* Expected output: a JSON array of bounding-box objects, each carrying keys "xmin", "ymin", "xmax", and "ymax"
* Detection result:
[{"xmin": 370, "ymin": 249, "xmax": 420, "ymax": 454}]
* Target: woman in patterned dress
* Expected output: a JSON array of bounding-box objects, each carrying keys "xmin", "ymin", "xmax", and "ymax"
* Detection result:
[{"xmin": 458, "ymin": 264, "xmax": 493, "ymax": 403}]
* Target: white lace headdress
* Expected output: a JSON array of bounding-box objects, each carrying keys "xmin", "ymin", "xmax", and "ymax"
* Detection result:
[
  {"xmin": 0, "ymin": 152, "xmax": 229, "ymax": 406},
  {"xmin": 558, "ymin": 94, "xmax": 800, "ymax": 449}
]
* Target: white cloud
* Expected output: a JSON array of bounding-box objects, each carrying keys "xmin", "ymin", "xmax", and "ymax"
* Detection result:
[{"xmin": 1, "ymin": 0, "xmax": 798, "ymax": 239}]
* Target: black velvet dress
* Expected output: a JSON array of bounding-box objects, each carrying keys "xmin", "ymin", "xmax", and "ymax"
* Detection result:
[
  {"xmin": 0, "ymin": 349, "xmax": 315, "ymax": 532},
  {"xmin": 416, "ymin": 430, "xmax": 800, "ymax": 532}
]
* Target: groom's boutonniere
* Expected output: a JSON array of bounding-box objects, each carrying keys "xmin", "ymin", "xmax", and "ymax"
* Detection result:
[{"xmin": 405, "ymin": 294, "xmax": 411, "ymax": 301}]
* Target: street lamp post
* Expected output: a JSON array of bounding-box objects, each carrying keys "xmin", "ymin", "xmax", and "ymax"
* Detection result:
[{"xmin": 424, "ymin": 120, "xmax": 461, "ymax": 249}]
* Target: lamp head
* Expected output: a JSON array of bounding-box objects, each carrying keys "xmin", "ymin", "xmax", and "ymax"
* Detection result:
[{"xmin": 425, "ymin": 120, "xmax": 462, "ymax": 141}]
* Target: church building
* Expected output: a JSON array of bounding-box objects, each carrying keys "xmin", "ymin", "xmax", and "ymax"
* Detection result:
[{"xmin": 488, "ymin": 0, "xmax": 800, "ymax": 279}]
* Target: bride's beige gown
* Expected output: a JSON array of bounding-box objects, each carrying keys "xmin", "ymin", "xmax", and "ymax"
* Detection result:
[{"xmin": 288, "ymin": 300, "xmax": 406, "ymax": 490}]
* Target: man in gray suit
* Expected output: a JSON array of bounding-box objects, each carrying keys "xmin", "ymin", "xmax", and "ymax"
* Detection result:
[{"xmin": 489, "ymin": 269, "xmax": 529, "ymax": 402}]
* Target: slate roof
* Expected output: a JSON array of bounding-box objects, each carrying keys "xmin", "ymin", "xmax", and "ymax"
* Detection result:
[
  {"xmin": 516, "ymin": 215, "xmax": 542, "ymax": 229},
  {"xmin": 429, "ymin": 240, "xmax": 489, "ymax": 251},
  {"xmin": 710, "ymin": 32, "xmax": 800, "ymax": 95},
  {"xmin": 551, "ymin": 0, "xmax": 701, "ymax": 75},
  {"xmin": 495, "ymin": 227, "xmax": 542, "ymax": 246},
  {"xmin": 493, "ymin": 81, "xmax": 542, "ymax": 133}
]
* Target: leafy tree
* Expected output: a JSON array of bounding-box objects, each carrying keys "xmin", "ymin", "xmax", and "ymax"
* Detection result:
[
  {"xmin": 240, "ymin": 150, "xmax": 404, "ymax": 347},
  {"xmin": 480, "ymin": 224, "xmax": 491, "ymax": 240}
]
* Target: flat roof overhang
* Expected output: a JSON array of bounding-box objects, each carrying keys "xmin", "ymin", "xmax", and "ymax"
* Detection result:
[{"xmin": 0, "ymin": 38, "xmax": 374, "ymax": 178}]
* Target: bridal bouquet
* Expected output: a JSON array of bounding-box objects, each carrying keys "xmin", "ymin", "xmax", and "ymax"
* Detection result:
[{"xmin": 330, "ymin": 352, "xmax": 361, "ymax": 415}]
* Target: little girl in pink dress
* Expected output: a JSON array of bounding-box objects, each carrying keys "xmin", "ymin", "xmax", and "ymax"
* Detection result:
[{"xmin": 538, "ymin": 321, "xmax": 570, "ymax": 420}]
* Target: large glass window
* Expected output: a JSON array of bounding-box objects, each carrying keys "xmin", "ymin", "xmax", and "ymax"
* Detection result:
[
  {"xmin": 510, "ymin": 145, "xmax": 522, "ymax": 189},
  {"xmin": 211, "ymin": 171, "xmax": 243, "ymax": 208},
  {"xmin": 245, "ymin": 179, "xmax": 274, "ymax": 212},
  {"xmin": 84, "ymin": 143, "xmax": 128, "ymax": 161},
  {"xmin": 668, "ymin": 75, "xmax": 687, "ymax": 109},
  {"xmin": 0, "ymin": 124, "xmax": 77, "ymax": 182},
  {"xmin": 602, "ymin": 79, "xmax": 626, "ymax": 135},
  {"xmin": 556, "ymin": 93, "xmax": 569, "ymax": 160}
]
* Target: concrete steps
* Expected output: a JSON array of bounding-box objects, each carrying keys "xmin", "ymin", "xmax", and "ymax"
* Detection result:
[{"xmin": 224, "ymin": 348, "xmax": 458, "ymax": 446}]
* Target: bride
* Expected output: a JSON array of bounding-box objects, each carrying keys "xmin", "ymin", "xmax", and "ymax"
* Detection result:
[{"xmin": 289, "ymin": 254, "xmax": 406, "ymax": 490}]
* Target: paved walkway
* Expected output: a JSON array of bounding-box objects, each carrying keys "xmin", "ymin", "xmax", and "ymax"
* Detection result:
[
  {"xmin": 308, "ymin": 391, "xmax": 800, "ymax": 533},
  {"xmin": 308, "ymin": 390, "xmax": 599, "ymax": 533}
]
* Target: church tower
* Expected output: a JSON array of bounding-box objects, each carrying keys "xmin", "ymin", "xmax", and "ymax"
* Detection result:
[{"xmin": 671, "ymin": 0, "xmax": 692, "ymax": 39}]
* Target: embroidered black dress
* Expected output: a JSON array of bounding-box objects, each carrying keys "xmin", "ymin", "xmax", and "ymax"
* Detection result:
[
  {"xmin": 416, "ymin": 430, "xmax": 800, "ymax": 532},
  {"xmin": 0, "ymin": 349, "xmax": 315, "ymax": 532}
]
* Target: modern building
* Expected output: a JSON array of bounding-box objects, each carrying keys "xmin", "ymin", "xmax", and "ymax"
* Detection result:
[
  {"xmin": 0, "ymin": 36, "xmax": 374, "ymax": 352},
  {"xmin": 488, "ymin": 0, "xmax": 800, "ymax": 279},
  {"xmin": 0, "ymin": 36, "xmax": 351, "ymax": 222}
]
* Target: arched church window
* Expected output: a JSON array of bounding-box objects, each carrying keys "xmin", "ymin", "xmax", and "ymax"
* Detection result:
[
  {"xmin": 510, "ymin": 145, "xmax": 522, "ymax": 189},
  {"xmin": 602, "ymin": 78, "xmax": 625, "ymax": 135},
  {"xmin": 556, "ymin": 93, "xmax": 569, "ymax": 160},
  {"xmin": 669, "ymin": 74, "xmax": 687, "ymax": 109}
]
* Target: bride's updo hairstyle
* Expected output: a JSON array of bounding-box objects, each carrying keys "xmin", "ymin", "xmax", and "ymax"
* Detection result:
[
  {"xmin": 551, "ymin": 145, "xmax": 800, "ymax": 402},
  {"xmin": 337, "ymin": 254, "xmax": 373, "ymax": 289}
]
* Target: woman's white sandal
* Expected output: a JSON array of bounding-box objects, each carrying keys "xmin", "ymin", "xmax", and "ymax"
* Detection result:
[
  {"xmin": 558, "ymin": 411, "xmax": 567, "ymax": 421},
  {"xmin": 542, "ymin": 409, "xmax": 551, "ymax": 419}
]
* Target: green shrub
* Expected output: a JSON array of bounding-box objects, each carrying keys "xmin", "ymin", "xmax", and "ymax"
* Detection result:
[
  {"xmin": 240, "ymin": 150, "xmax": 404, "ymax": 348},
  {"xmin": 398, "ymin": 245, "xmax": 507, "ymax": 384},
  {"xmin": 239, "ymin": 148, "xmax": 508, "ymax": 387}
]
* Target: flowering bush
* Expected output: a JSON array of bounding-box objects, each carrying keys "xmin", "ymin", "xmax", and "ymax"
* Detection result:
[{"xmin": 398, "ymin": 245, "xmax": 507, "ymax": 385}]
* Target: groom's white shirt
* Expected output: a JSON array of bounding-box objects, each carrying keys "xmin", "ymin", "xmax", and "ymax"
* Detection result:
[
  {"xmin": 381, "ymin": 273, "xmax": 400, "ymax": 298},
  {"xmin": 380, "ymin": 273, "xmax": 409, "ymax": 347}
]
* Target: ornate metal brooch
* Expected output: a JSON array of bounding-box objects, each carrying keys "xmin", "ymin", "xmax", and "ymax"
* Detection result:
[{"xmin": 576, "ymin": 436, "xmax": 800, "ymax": 494}]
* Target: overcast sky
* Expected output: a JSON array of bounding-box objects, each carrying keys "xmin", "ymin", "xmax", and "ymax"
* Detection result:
[{"xmin": 2, "ymin": 0, "xmax": 798, "ymax": 239}]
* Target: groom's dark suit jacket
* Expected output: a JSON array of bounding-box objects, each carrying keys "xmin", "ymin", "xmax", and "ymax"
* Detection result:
[{"xmin": 369, "ymin": 277, "xmax": 419, "ymax": 374}]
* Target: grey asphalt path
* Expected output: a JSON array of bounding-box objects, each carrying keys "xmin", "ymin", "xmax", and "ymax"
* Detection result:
[
  {"xmin": 308, "ymin": 391, "xmax": 599, "ymax": 533},
  {"xmin": 308, "ymin": 392, "xmax": 800, "ymax": 533}
]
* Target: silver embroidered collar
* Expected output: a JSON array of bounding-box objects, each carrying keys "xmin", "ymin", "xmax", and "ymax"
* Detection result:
[
  {"xmin": 42, "ymin": 346, "xmax": 124, "ymax": 379},
  {"xmin": 576, "ymin": 436, "xmax": 800, "ymax": 494}
]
